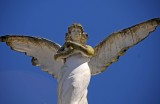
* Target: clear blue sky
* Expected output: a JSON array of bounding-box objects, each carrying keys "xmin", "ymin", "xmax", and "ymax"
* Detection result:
[{"xmin": 0, "ymin": 0, "xmax": 160, "ymax": 104}]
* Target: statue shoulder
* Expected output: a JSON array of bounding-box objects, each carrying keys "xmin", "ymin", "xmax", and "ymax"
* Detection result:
[
  {"xmin": 85, "ymin": 45, "xmax": 93, "ymax": 49},
  {"xmin": 84, "ymin": 45, "xmax": 95, "ymax": 56}
]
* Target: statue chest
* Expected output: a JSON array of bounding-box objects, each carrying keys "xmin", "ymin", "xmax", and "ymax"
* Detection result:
[{"xmin": 57, "ymin": 54, "xmax": 91, "ymax": 84}]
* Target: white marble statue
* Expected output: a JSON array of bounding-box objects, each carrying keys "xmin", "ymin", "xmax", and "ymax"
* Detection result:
[{"xmin": 0, "ymin": 18, "xmax": 160, "ymax": 104}]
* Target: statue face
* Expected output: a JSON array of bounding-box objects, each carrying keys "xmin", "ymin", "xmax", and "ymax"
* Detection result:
[{"xmin": 70, "ymin": 28, "xmax": 82, "ymax": 42}]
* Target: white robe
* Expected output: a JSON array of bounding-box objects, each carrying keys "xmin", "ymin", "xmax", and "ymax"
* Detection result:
[{"xmin": 57, "ymin": 53, "xmax": 91, "ymax": 104}]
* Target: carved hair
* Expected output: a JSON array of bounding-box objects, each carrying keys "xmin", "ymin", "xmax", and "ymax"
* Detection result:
[{"xmin": 65, "ymin": 23, "xmax": 88, "ymax": 45}]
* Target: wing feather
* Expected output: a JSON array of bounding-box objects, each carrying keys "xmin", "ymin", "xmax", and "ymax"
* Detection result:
[
  {"xmin": 89, "ymin": 18, "xmax": 160, "ymax": 75},
  {"xmin": 0, "ymin": 35, "xmax": 64, "ymax": 78}
]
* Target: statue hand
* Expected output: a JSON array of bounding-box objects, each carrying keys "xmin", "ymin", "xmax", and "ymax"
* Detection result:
[
  {"xmin": 65, "ymin": 41, "xmax": 81, "ymax": 49},
  {"xmin": 64, "ymin": 41, "xmax": 71, "ymax": 47},
  {"xmin": 54, "ymin": 53, "xmax": 60, "ymax": 61},
  {"xmin": 65, "ymin": 41, "xmax": 75, "ymax": 49}
]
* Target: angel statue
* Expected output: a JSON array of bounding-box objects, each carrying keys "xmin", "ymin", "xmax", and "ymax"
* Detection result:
[{"xmin": 0, "ymin": 18, "xmax": 160, "ymax": 104}]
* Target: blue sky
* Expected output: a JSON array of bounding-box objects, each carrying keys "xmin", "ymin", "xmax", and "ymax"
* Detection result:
[{"xmin": 0, "ymin": 0, "xmax": 160, "ymax": 104}]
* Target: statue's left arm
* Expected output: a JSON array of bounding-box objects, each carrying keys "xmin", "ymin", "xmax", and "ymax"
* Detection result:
[
  {"xmin": 89, "ymin": 18, "xmax": 160, "ymax": 75},
  {"xmin": 66, "ymin": 41, "xmax": 94, "ymax": 57}
]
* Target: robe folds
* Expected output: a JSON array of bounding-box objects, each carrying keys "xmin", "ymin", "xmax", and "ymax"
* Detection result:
[{"xmin": 57, "ymin": 54, "xmax": 91, "ymax": 104}]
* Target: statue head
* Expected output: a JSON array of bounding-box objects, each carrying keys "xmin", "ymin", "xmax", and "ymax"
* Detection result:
[{"xmin": 65, "ymin": 23, "xmax": 88, "ymax": 45}]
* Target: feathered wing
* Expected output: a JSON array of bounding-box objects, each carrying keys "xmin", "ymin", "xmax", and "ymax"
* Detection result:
[
  {"xmin": 89, "ymin": 18, "xmax": 160, "ymax": 75},
  {"xmin": 0, "ymin": 35, "xmax": 64, "ymax": 78}
]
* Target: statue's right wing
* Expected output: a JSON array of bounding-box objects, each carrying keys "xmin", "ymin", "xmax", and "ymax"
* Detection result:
[
  {"xmin": 89, "ymin": 18, "xmax": 160, "ymax": 75},
  {"xmin": 0, "ymin": 35, "xmax": 64, "ymax": 78}
]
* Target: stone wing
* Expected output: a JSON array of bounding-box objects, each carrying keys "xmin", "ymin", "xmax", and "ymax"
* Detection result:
[
  {"xmin": 0, "ymin": 35, "xmax": 64, "ymax": 78},
  {"xmin": 89, "ymin": 18, "xmax": 160, "ymax": 75}
]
